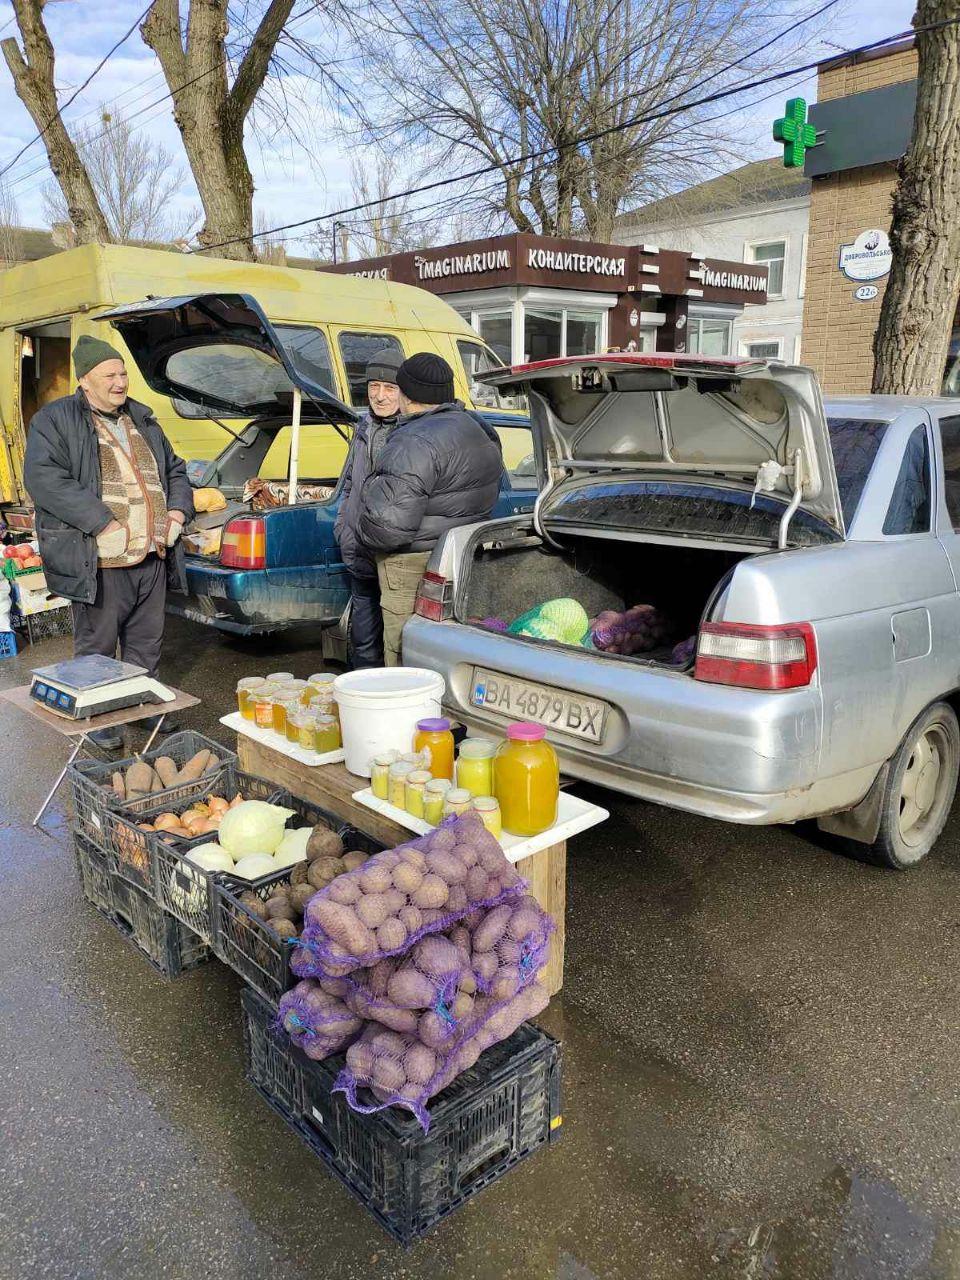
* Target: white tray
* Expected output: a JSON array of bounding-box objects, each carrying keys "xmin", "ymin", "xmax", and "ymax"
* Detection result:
[
  {"xmin": 221, "ymin": 712, "xmax": 346, "ymax": 767},
  {"xmin": 351, "ymin": 787, "xmax": 608, "ymax": 865}
]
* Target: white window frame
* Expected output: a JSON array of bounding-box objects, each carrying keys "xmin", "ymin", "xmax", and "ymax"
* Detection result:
[
  {"xmin": 798, "ymin": 232, "xmax": 808, "ymax": 300},
  {"xmin": 739, "ymin": 337, "xmax": 784, "ymax": 360},
  {"xmin": 687, "ymin": 314, "xmax": 734, "ymax": 356},
  {"xmin": 744, "ymin": 238, "xmax": 787, "ymax": 300}
]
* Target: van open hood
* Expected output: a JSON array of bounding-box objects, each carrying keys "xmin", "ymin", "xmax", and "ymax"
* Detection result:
[
  {"xmin": 481, "ymin": 354, "xmax": 844, "ymax": 545},
  {"xmin": 95, "ymin": 292, "xmax": 358, "ymax": 424}
]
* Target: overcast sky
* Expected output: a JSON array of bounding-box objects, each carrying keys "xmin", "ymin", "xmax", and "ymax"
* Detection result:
[{"xmin": 0, "ymin": 0, "xmax": 918, "ymax": 255}]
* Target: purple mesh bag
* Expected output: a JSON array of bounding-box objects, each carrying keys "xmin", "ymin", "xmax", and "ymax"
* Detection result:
[
  {"xmin": 333, "ymin": 979, "xmax": 551, "ymax": 1131},
  {"xmin": 276, "ymin": 979, "xmax": 364, "ymax": 1060},
  {"xmin": 290, "ymin": 811, "xmax": 526, "ymax": 979},
  {"xmin": 671, "ymin": 635, "xmax": 697, "ymax": 666},
  {"xmin": 590, "ymin": 604, "xmax": 671, "ymax": 656},
  {"xmin": 327, "ymin": 896, "xmax": 554, "ymax": 1041}
]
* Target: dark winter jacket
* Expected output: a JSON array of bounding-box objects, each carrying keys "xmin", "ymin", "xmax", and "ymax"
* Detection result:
[
  {"xmin": 356, "ymin": 402, "xmax": 504, "ymax": 555},
  {"xmin": 23, "ymin": 389, "xmax": 195, "ymax": 605},
  {"xmin": 334, "ymin": 410, "xmax": 399, "ymax": 577}
]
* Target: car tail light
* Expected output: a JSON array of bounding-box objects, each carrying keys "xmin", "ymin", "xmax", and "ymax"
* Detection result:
[
  {"xmin": 220, "ymin": 517, "xmax": 266, "ymax": 569},
  {"xmin": 695, "ymin": 621, "xmax": 817, "ymax": 690},
  {"xmin": 414, "ymin": 571, "xmax": 454, "ymax": 622}
]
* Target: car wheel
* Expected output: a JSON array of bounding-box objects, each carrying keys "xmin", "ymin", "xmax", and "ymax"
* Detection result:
[{"xmin": 873, "ymin": 701, "xmax": 960, "ymax": 869}]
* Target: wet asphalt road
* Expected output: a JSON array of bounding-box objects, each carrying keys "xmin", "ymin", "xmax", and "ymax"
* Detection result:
[{"xmin": 3, "ymin": 615, "xmax": 960, "ymax": 1279}]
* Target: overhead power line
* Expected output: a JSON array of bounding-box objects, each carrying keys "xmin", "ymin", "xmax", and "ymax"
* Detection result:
[
  {"xmin": 0, "ymin": 3, "xmax": 153, "ymax": 180},
  {"xmin": 197, "ymin": 18, "xmax": 955, "ymax": 256}
]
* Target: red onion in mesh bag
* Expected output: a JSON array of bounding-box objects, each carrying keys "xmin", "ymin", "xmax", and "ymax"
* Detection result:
[
  {"xmin": 276, "ymin": 979, "xmax": 364, "ymax": 1060},
  {"xmin": 333, "ymin": 979, "xmax": 550, "ymax": 1131},
  {"xmin": 290, "ymin": 812, "xmax": 526, "ymax": 979},
  {"xmin": 671, "ymin": 635, "xmax": 697, "ymax": 665}
]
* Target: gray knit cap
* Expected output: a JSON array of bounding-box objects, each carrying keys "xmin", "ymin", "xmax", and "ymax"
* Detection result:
[{"xmin": 365, "ymin": 347, "xmax": 403, "ymax": 384}]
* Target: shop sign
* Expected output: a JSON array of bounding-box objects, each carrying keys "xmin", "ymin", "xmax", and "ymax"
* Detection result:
[
  {"xmin": 348, "ymin": 266, "xmax": 390, "ymax": 279},
  {"xmin": 527, "ymin": 247, "xmax": 626, "ymax": 277},
  {"xmin": 853, "ymin": 284, "xmax": 879, "ymax": 302},
  {"xmin": 702, "ymin": 267, "xmax": 766, "ymax": 293},
  {"xmin": 415, "ymin": 249, "xmax": 511, "ymax": 280},
  {"xmin": 839, "ymin": 229, "xmax": 892, "ymax": 281}
]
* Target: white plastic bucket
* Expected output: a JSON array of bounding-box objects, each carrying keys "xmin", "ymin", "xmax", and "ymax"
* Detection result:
[{"xmin": 334, "ymin": 667, "xmax": 446, "ymax": 777}]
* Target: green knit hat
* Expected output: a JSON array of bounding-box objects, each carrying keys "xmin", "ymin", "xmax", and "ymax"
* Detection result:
[{"xmin": 73, "ymin": 334, "xmax": 124, "ymax": 379}]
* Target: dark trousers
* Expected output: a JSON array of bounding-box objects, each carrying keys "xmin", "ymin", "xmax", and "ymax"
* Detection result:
[
  {"xmin": 348, "ymin": 570, "xmax": 384, "ymax": 669},
  {"xmin": 72, "ymin": 556, "xmax": 167, "ymax": 679}
]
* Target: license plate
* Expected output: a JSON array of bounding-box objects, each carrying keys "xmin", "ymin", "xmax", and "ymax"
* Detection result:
[{"xmin": 470, "ymin": 668, "xmax": 608, "ymax": 744}]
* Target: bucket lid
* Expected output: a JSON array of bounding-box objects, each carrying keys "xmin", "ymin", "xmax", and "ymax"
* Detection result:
[
  {"xmin": 334, "ymin": 666, "xmax": 446, "ymax": 698},
  {"xmin": 458, "ymin": 737, "xmax": 498, "ymax": 759},
  {"xmin": 507, "ymin": 722, "xmax": 547, "ymax": 742},
  {"xmin": 417, "ymin": 717, "xmax": 451, "ymax": 733}
]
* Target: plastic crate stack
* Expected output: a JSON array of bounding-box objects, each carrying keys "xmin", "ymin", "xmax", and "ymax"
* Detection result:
[
  {"xmin": 68, "ymin": 730, "xmax": 236, "ymax": 978},
  {"xmin": 3, "ymin": 545, "xmax": 72, "ymax": 643}
]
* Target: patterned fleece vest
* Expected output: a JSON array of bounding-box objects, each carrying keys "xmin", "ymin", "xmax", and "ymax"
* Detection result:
[{"xmin": 93, "ymin": 411, "xmax": 169, "ymax": 568}]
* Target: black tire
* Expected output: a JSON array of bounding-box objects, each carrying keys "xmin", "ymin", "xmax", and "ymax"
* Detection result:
[{"xmin": 872, "ymin": 701, "xmax": 960, "ymax": 869}]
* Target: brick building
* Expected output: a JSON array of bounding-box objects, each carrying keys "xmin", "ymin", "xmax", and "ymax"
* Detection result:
[{"xmin": 801, "ymin": 41, "xmax": 926, "ymax": 393}]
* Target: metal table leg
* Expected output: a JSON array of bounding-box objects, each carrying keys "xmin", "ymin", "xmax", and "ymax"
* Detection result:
[{"xmin": 33, "ymin": 736, "xmax": 85, "ymax": 829}]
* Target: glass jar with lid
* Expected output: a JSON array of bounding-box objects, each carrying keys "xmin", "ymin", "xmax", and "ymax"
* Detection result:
[
  {"xmin": 236, "ymin": 676, "xmax": 265, "ymax": 720},
  {"xmin": 289, "ymin": 708, "xmax": 318, "ymax": 751},
  {"xmin": 456, "ymin": 738, "xmax": 498, "ymax": 797},
  {"xmin": 370, "ymin": 752, "xmax": 397, "ymax": 801},
  {"xmin": 472, "ymin": 795, "xmax": 503, "ymax": 839},
  {"xmin": 443, "ymin": 788, "xmax": 474, "ymax": 818},
  {"xmin": 388, "ymin": 761, "xmax": 416, "ymax": 808},
  {"xmin": 314, "ymin": 714, "xmax": 341, "ymax": 754},
  {"xmin": 405, "ymin": 769, "xmax": 432, "ymax": 819},
  {"xmin": 272, "ymin": 693, "xmax": 301, "ymax": 737},
  {"xmin": 414, "ymin": 718, "xmax": 455, "ymax": 780},
  {"xmin": 252, "ymin": 683, "xmax": 279, "ymax": 729},
  {"xmin": 494, "ymin": 723, "xmax": 559, "ymax": 836},
  {"xmin": 266, "ymin": 671, "xmax": 295, "ymax": 684},
  {"xmin": 423, "ymin": 778, "xmax": 452, "ymax": 825}
]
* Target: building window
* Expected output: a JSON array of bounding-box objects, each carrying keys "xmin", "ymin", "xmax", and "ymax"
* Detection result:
[
  {"xmin": 524, "ymin": 308, "xmax": 563, "ymax": 361},
  {"xmin": 475, "ymin": 311, "xmax": 512, "ymax": 365},
  {"xmin": 742, "ymin": 340, "xmax": 783, "ymax": 360},
  {"xmin": 566, "ymin": 310, "xmax": 603, "ymax": 356},
  {"xmin": 748, "ymin": 241, "xmax": 786, "ymax": 297},
  {"xmin": 687, "ymin": 317, "xmax": 732, "ymax": 356}
]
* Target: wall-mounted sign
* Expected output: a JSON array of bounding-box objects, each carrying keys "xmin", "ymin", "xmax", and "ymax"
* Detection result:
[
  {"xmin": 773, "ymin": 97, "xmax": 817, "ymax": 168},
  {"xmin": 702, "ymin": 267, "xmax": 766, "ymax": 293},
  {"xmin": 415, "ymin": 248, "xmax": 511, "ymax": 280},
  {"xmin": 839, "ymin": 229, "xmax": 892, "ymax": 281},
  {"xmin": 526, "ymin": 247, "xmax": 625, "ymax": 277},
  {"xmin": 853, "ymin": 284, "xmax": 879, "ymax": 302},
  {"xmin": 349, "ymin": 266, "xmax": 390, "ymax": 280}
]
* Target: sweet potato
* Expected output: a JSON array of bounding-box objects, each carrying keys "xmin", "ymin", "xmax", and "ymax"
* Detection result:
[
  {"xmin": 153, "ymin": 756, "xmax": 179, "ymax": 788},
  {"xmin": 177, "ymin": 749, "xmax": 215, "ymax": 783},
  {"xmin": 111, "ymin": 771, "xmax": 126, "ymax": 800},
  {"xmin": 124, "ymin": 761, "xmax": 154, "ymax": 796}
]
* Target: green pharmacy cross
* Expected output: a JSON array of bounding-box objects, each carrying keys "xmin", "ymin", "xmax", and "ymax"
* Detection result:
[{"xmin": 773, "ymin": 97, "xmax": 817, "ymax": 168}]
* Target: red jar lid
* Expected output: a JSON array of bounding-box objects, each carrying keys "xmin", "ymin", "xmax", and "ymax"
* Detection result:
[{"xmin": 506, "ymin": 722, "xmax": 546, "ymax": 742}]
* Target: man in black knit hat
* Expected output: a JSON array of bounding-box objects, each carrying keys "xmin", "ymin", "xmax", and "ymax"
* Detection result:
[{"xmin": 356, "ymin": 352, "xmax": 503, "ymax": 665}]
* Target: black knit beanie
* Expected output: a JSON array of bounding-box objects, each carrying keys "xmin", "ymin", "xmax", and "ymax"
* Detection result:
[
  {"xmin": 73, "ymin": 334, "xmax": 124, "ymax": 379},
  {"xmin": 365, "ymin": 347, "xmax": 403, "ymax": 385},
  {"xmin": 396, "ymin": 352, "xmax": 455, "ymax": 405}
]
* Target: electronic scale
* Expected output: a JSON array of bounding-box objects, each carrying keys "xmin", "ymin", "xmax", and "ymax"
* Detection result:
[{"xmin": 29, "ymin": 655, "xmax": 176, "ymax": 720}]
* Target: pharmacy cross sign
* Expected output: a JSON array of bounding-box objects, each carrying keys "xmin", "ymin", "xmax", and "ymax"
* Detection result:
[{"xmin": 773, "ymin": 97, "xmax": 817, "ymax": 168}]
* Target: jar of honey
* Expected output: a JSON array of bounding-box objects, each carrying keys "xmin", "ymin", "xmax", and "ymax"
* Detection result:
[
  {"xmin": 388, "ymin": 761, "xmax": 415, "ymax": 809},
  {"xmin": 304, "ymin": 672, "xmax": 338, "ymax": 718},
  {"xmin": 252, "ymin": 684, "xmax": 279, "ymax": 730},
  {"xmin": 288, "ymin": 709, "xmax": 317, "ymax": 751},
  {"xmin": 314, "ymin": 714, "xmax": 341, "ymax": 754},
  {"xmin": 267, "ymin": 671, "xmax": 295, "ymax": 684},
  {"xmin": 285, "ymin": 706, "xmax": 301, "ymax": 743},
  {"xmin": 405, "ymin": 769, "xmax": 432, "ymax": 819},
  {"xmin": 423, "ymin": 778, "xmax": 452, "ymax": 825},
  {"xmin": 236, "ymin": 677, "xmax": 264, "ymax": 720},
  {"xmin": 456, "ymin": 738, "xmax": 497, "ymax": 797},
  {"xmin": 414, "ymin": 718, "xmax": 455, "ymax": 780},
  {"xmin": 370, "ymin": 753, "xmax": 396, "ymax": 801},
  {"xmin": 472, "ymin": 795, "xmax": 503, "ymax": 839},
  {"xmin": 272, "ymin": 694, "xmax": 300, "ymax": 737},
  {"xmin": 443, "ymin": 787, "xmax": 474, "ymax": 818},
  {"xmin": 494, "ymin": 723, "xmax": 559, "ymax": 837}
]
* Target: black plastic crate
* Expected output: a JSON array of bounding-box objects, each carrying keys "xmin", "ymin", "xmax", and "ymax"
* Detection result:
[
  {"xmin": 74, "ymin": 832, "xmax": 121, "ymax": 919},
  {"xmin": 100, "ymin": 762, "xmax": 276, "ymax": 901},
  {"xmin": 69, "ymin": 730, "xmax": 236, "ymax": 846},
  {"xmin": 241, "ymin": 988, "xmax": 562, "ymax": 1246},
  {"xmin": 112, "ymin": 879, "xmax": 212, "ymax": 979},
  {"xmin": 152, "ymin": 770, "xmax": 285, "ymax": 942},
  {"xmin": 214, "ymin": 795, "xmax": 384, "ymax": 1006}
]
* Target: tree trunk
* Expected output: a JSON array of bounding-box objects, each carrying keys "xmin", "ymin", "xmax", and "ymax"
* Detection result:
[
  {"xmin": 141, "ymin": 0, "xmax": 293, "ymax": 261},
  {"xmin": 1, "ymin": 0, "xmax": 111, "ymax": 245},
  {"xmin": 872, "ymin": 1, "xmax": 960, "ymax": 394}
]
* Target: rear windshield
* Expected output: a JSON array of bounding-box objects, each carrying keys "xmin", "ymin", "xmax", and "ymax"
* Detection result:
[{"xmin": 827, "ymin": 417, "xmax": 888, "ymax": 524}]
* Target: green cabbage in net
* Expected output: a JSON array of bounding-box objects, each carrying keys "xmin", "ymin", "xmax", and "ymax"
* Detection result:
[{"xmin": 508, "ymin": 598, "xmax": 590, "ymax": 645}]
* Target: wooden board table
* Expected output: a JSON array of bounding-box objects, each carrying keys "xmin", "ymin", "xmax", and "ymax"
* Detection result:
[{"xmin": 237, "ymin": 734, "xmax": 568, "ymax": 997}]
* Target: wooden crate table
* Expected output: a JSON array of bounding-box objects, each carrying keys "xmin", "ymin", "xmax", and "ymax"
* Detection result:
[{"xmin": 236, "ymin": 735, "xmax": 571, "ymax": 996}]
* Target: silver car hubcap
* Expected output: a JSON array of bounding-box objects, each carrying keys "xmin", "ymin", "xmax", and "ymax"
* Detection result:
[{"xmin": 899, "ymin": 726, "xmax": 946, "ymax": 848}]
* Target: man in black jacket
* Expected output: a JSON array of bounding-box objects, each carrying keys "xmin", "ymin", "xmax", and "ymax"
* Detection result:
[
  {"xmin": 334, "ymin": 347, "xmax": 402, "ymax": 667},
  {"xmin": 23, "ymin": 335, "xmax": 195, "ymax": 746},
  {"xmin": 356, "ymin": 352, "xmax": 503, "ymax": 665}
]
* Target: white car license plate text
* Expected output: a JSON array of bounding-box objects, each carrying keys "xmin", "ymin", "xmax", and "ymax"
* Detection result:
[{"xmin": 471, "ymin": 668, "xmax": 607, "ymax": 743}]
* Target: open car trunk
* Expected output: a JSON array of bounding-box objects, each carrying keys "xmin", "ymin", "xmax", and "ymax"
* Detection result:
[{"xmin": 458, "ymin": 524, "xmax": 754, "ymax": 668}]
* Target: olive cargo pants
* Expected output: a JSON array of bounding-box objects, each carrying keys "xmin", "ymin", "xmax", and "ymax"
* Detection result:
[{"xmin": 376, "ymin": 552, "xmax": 431, "ymax": 666}]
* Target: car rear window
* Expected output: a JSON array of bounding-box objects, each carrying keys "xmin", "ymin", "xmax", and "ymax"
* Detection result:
[{"xmin": 827, "ymin": 417, "xmax": 888, "ymax": 525}]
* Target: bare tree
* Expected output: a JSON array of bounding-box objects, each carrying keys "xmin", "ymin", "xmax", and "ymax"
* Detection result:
[
  {"xmin": 344, "ymin": 0, "xmax": 825, "ymax": 241},
  {"xmin": 42, "ymin": 107, "xmax": 189, "ymax": 244},
  {"xmin": 0, "ymin": 176, "xmax": 21, "ymax": 266},
  {"xmin": 141, "ymin": 0, "xmax": 297, "ymax": 261},
  {"xmin": 1, "ymin": 0, "xmax": 111, "ymax": 243},
  {"xmin": 873, "ymin": 1, "xmax": 960, "ymax": 395}
]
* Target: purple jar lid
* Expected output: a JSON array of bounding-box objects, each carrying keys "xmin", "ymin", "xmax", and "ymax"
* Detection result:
[
  {"xmin": 507, "ymin": 721, "xmax": 547, "ymax": 742},
  {"xmin": 417, "ymin": 717, "xmax": 451, "ymax": 732}
]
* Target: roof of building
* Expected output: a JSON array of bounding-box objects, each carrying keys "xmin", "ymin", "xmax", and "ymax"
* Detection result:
[
  {"xmin": 0, "ymin": 225, "xmax": 328, "ymax": 271},
  {"xmin": 617, "ymin": 158, "xmax": 810, "ymax": 229}
]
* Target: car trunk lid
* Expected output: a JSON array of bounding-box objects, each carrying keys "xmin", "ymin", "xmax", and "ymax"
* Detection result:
[{"xmin": 480, "ymin": 354, "xmax": 844, "ymax": 550}]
